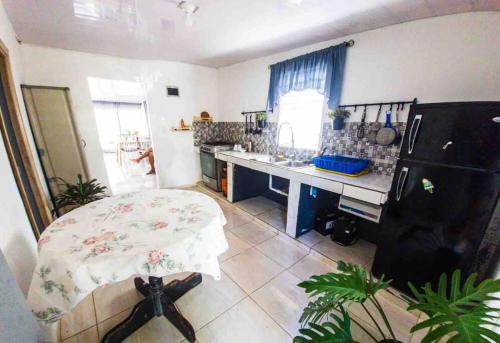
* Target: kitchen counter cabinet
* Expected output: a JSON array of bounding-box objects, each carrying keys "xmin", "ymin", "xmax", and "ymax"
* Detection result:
[
  {"xmin": 216, "ymin": 151, "xmax": 392, "ymax": 198},
  {"xmin": 216, "ymin": 150, "xmax": 393, "ymax": 237}
]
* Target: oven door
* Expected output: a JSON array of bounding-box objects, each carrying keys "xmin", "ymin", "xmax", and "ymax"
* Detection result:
[{"xmin": 200, "ymin": 150, "xmax": 217, "ymax": 179}]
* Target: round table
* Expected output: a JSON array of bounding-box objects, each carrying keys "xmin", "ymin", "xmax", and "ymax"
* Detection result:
[{"xmin": 28, "ymin": 189, "xmax": 228, "ymax": 342}]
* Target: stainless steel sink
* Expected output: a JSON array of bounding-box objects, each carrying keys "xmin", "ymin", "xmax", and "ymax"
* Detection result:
[
  {"xmin": 267, "ymin": 156, "xmax": 288, "ymax": 163},
  {"xmin": 273, "ymin": 160, "xmax": 309, "ymax": 168}
]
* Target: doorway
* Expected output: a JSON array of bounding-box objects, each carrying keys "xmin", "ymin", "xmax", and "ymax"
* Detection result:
[
  {"xmin": 21, "ymin": 85, "xmax": 89, "ymax": 215},
  {"xmin": 0, "ymin": 40, "xmax": 52, "ymax": 237},
  {"xmin": 88, "ymin": 77, "xmax": 157, "ymax": 195}
]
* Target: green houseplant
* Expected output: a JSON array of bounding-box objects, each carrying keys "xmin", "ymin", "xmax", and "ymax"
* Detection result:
[
  {"xmin": 295, "ymin": 261, "xmax": 500, "ymax": 343},
  {"xmin": 256, "ymin": 112, "xmax": 268, "ymax": 129},
  {"xmin": 54, "ymin": 174, "xmax": 107, "ymax": 210},
  {"xmin": 328, "ymin": 108, "xmax": 351, "ymax": 130}
]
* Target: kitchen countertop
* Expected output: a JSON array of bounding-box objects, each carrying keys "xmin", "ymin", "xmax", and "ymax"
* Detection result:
[{"xmin": 216, "ymin": 150, "xmax": 394, "ymax": 194}]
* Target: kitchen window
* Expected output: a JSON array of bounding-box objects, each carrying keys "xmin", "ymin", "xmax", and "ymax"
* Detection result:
[{"xmin": 278, "ymin": 89, "xmax": 324, "ymax": 150}]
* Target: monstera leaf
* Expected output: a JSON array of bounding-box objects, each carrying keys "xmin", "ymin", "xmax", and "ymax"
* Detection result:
[
  {"xmin": 294, "ymin": 306, "xmax": 356, "ymax": 343},
  {"xmin": 298, "ymin": 261, "xmax": 391, "ymax": 326},
  {"xmin": 300, "ymin": 295, "xmax": 338, "ymax": 326},
  {"xmin": 407, "ymin": 270, "xmax": 500, "ymax": 343}
]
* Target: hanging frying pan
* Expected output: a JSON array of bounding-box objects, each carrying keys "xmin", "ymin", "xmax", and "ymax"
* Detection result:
[
  {"xmin": 367, "ymin": 105, "xmax": 382, "ymax": 143},
  {"xmin": 376, "ymin": 110, "xmax": 397, "ymax": 145}
]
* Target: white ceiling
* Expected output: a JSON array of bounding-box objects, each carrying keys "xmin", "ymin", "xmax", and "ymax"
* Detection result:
[{"xmin": 4, "ymin": 0, "xmax": 499, "ymax": 68}]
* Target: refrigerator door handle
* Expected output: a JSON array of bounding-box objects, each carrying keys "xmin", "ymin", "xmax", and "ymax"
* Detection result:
[
  {"xmin": 396, "ymin": 167, "xmax": 409, "ymax": 201},
  {"xmin": 408, "ymin": 114, "xmax": 422, "ymax": 154}
]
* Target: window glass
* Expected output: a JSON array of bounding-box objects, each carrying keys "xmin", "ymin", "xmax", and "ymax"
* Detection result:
[
  {"xmin": 93, "ymin": 102, "xmax": 150, "ymax": 152},
  {"xmin": 278, "ymin": 89, "xmax": 324, "ymax": 150}
]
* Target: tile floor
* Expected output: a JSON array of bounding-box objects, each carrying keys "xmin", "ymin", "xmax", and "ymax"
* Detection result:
[
  {"xmin": 236, "ymin": 196, "xmax": 287, "ymax": 232},
  {"xmin": 103, "ymin": 152, "xmax": 157, "ymax": 195},
  {"xmin": 60, "ymin": 184, "xmax": 423, "ymax": 343}
]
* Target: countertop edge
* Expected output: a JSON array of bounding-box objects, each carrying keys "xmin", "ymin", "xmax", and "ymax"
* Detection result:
[{"xmin": 216, "ymin": 151, "xmax": 393, "ymax": 194}]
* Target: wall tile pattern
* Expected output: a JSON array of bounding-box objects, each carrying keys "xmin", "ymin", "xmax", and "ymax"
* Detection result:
[{"xmin": 193, "ymin": 121, "xmax": 406, "ymax": 176}]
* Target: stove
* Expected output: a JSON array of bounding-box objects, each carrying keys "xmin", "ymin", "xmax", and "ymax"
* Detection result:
[
  {"xmin": 200, "ymin": 141, "xmax": 233, "ymax": 153},
  {"xmin": 200, "ymin": 142, "xmax": 233, "ymax": 191}
]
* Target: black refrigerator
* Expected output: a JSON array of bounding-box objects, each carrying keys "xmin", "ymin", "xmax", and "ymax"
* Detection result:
[{"xmin": 372, "ymin": 102, "xmax": 500, "ymax": 294}]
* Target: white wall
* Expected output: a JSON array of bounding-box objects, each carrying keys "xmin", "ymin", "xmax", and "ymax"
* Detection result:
[
  {"xmin": 0, "ymin": 1, "xmax": 38, "ymax": 294},
  {"xmin": 218, "ymin": 12, "xmax": 500, "ymax": 124},
  {"xmin": 21, "ymin": 45, "xmax": 218, "ymax": 189}
]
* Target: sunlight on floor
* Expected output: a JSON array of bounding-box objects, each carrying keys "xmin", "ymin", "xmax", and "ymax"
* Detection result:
[{"xmin": 103, "ymin": 152, "xmax": 157, "ymax": 195}]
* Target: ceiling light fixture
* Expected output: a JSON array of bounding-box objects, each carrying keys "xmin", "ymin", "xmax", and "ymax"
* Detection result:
[{"xmin": 177, "ymin": 1, "xmax": 199, "ymax": 27}]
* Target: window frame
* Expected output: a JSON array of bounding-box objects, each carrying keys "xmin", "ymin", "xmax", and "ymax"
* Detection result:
[{"xmin": 276, "ymin": 89, "xmax": 326, "ymax": 151}]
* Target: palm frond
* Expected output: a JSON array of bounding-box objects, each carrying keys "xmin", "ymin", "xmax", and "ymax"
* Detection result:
[
  {"xmin": 407, "ymin": 270, "xmax": 500, "ymax": 343},
  {"xmin": 294, "ymin": 306, "xmax": 356, "ymax": 343},
  {"xmin": 54, "ymin": 174, "xmax": 107, "ymax": 210}
]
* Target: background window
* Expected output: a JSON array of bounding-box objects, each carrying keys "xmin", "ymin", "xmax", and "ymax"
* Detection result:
[
  {"xmin": 278, "ymin": 89, "xmax": 324, "ymax": 150},
  {"xmin": 93, "ymin": 101, "xmax": 150, "ymax": 152}
]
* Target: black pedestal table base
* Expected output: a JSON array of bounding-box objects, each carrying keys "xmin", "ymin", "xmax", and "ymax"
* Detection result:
[{"xmin": 101, "ymin": 273, "xmax": 202, "ymax": 343}]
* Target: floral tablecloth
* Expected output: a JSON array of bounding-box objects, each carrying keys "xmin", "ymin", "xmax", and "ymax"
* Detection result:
[{"xmin": 27, "ymin": 189, "xmax": 227, "ymax": 339}]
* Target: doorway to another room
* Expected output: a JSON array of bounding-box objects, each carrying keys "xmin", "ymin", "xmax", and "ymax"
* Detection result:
[
  {"xmin": 22, "ymin": 85, "xmax": 89, "ymax": 217},
  {"xmin": 88, "ymin": 77, "xmax": 157, "ymax": 195}
]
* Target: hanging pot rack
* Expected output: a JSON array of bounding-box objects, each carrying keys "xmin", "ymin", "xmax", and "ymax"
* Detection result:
[
  {"xmin": 241, "ymin": 110, "xmax": 272, "ymax": 115},
  {"xmin": 338, "ymin": 98, "xmax": 417, "ymax": 112},
  {"xmin": 242, "ymin": 98, "xmax": 417, "ymax": 116}
]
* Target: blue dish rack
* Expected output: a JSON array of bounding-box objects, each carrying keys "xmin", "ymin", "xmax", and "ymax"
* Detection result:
[{"xmin": 312, "ymin": 155, "xmax": 370, "ymax": 176}]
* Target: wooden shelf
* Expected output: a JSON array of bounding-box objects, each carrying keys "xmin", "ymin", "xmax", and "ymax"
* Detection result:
[{"xmin": 170, "ymin": 127, "xmax": 192, "ymax": 132}]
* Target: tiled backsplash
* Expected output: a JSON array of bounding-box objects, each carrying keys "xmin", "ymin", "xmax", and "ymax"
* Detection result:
[
  {"xmin": 321, "ymin": 122, "xmax": 406, "ymax": 176},
  {"xmin": 193, "ymin": 121, "xmax": 406, "ymax": 176}
]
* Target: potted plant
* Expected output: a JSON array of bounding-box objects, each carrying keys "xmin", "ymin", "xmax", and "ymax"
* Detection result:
[
  {"xmin": 294, "ymin": 261, "xmax": 500, "ymax": 343},
  {"xmin": 256, "ymin": 112, "xmax": 268, "ymax": 129},
  {"xmin": 328, "ymin": 108, "xmax": 351, "ymax": 130},
  {"xmin": 54, "ymin": 174, "xmax": 107, "ymax": 211}
]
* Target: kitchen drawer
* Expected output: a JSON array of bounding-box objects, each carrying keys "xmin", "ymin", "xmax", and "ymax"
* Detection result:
[
  {"xmin": 309, "ymin": 177, "xmax": 343, "ymax": 194},
  {"xmin": 343, "ymin": 184, "xmax": 383, "ymax": 205}
]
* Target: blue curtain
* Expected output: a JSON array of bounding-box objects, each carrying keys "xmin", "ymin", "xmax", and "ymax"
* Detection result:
[{"xmin": 266, "ymin": 43, "xmax": 346, "ymax": 112}]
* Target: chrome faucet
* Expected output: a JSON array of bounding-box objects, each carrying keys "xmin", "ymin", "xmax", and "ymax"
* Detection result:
[{"xmin": 274, "ymin": 122, "xmax": 295, "ymax": 161}]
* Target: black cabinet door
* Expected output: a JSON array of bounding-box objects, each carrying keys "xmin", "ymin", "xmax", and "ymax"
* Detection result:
[
  {"xmin": 372, "ymin": 160, "xmax": 499, "ymax": 294},
  {"xmin": 400, "ymin": 102, "xmax": 500, "ymax": 171}
]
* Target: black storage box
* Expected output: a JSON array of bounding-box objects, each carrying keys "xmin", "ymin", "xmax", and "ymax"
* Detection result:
[
  {"xmin": 314, "ymin": 209, "xmax": 337, "ymax": 236},
  {"xmin": 330, "ymin": 214, "xmax": 358, "ymax": 246}
]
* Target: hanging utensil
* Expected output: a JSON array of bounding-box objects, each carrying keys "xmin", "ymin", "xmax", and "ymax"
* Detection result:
[
  {"xmin": 245, "ymin": 114, "xmax": 248, "ymax": 134},
  {"xmin": 249, "ymin": 114, "xmax": 254, "ymax": 134},
  {"xmin": 356, "ymin": 106, "xmax": 367, "ymax": 139},
  {"xmin": 367, "ymin": 105, "xmax": 382, "ymax": 143},
  {"xmin": 376, "ymin": 110, "xmax": 397, "ymax": 145},
  {"xmin": 392, "ymin": 103, "xmax": 402, "ymax": 145}
]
